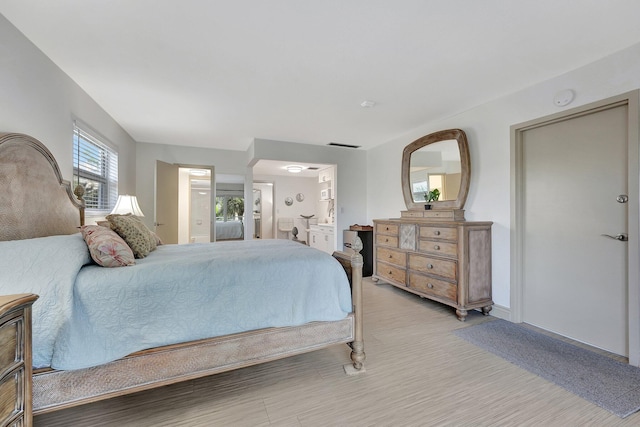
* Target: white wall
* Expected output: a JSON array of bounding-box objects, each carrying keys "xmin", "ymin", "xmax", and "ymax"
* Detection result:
[
  {"xmin": 0, "ymin": 16, "xmax": 137, "ymax": 197},
  {"xmin": 135, "ymin": 142, "xmax": 247, "ymax": 230},
  {"xmin": 367, "ymin": 42, "xmax": 640, "ymax": 310},
  {"xmin": 253, "ymin": 182, "xmax": 274, "ymax": 239},
  {"xmin": 254, "ymin": 174, "xmax": 318, "ymax": 241},
  {"xmin": 177, "ymin": 168, "xmax": 191, "ymax": 243},
  {"xmin": 136, "ymin": 137, "xmax": 367, "ymax": 248}
]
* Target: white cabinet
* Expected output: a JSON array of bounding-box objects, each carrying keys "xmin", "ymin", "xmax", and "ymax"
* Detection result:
[
  {"xmin": 318, "ymin": 167, "xmax": 334, "ymax": 200},
  {"xmin": 309, "ymin": 225, "xmax": 334, "ymax": 254},
  {"xmin": 318, "ymin": 167, "xmax": 333, "ymax": 184}
]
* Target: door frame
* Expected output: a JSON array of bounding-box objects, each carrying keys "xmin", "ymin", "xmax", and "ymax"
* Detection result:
[
  {"xmin": 253, "ymin": 180, "xmax": 276, "ymax": 239},
  {"xmin": 157, "ymin": 163, "xmax": 215, "ymax": 242},
  {"xmin": 510, "ymin": 90, "xmax": 640, "ymax": 365}
]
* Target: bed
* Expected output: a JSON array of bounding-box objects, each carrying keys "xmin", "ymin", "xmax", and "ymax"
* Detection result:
[
  {"xmin": 0, "ymin": 133, "xmax": 364, "ymax": 423},
  {"xmin": 215, "ymin": 219, "xmax": 244, "ymax": 240}
]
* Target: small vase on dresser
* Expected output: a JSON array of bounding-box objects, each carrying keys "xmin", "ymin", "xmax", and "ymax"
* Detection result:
[{"xmin": 372, "ymin": 129, "xmax": 493, "ymax": 321}]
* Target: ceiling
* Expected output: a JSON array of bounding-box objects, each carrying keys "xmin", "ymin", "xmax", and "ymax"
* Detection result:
[{"xmin": 2, "ymin": 1, "xmax": 640, "ymax": 152}]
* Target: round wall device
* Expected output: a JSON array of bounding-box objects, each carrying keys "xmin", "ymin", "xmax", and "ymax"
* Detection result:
[{"xmin": 553, "ymin": 89, "xmax": 575, "ymax": 107}]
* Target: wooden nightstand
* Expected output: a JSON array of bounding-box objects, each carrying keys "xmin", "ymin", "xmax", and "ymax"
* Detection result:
[{"xmin": 0, "ymin": 294, "xmax": 37, "ymax": 427}]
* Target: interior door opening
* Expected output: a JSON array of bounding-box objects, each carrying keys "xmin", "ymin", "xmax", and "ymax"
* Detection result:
[{"xmin": 155, "ymin": 162, "xmax": 214, "ymax": 244}]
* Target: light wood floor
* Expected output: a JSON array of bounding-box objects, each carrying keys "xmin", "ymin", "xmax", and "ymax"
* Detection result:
[{"xmin": 35, "ymin": 279, "xmax": 640, "ymax": 426}]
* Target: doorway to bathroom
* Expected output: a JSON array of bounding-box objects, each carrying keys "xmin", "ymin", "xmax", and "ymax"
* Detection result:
[
  {"xmin": 253, "ymin": 181, "xmax": 274, "ymax": 239},
  {"xmin": 155, "ymin": 162, "xmax": 215, "ymax": 244}
]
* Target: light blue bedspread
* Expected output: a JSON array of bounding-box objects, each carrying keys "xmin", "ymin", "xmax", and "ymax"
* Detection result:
[
  {"xmin": 1, "ymin": 235, "xmax": 352, "ymax": 370},
  {"xmin": 0, "ymin": 234, "xmax": 91, "ymax": 368}
]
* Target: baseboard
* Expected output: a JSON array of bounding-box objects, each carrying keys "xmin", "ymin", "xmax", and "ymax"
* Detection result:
[{"xmin": 487, "ymin": 304, "xmax": 510, "ymax": 321}]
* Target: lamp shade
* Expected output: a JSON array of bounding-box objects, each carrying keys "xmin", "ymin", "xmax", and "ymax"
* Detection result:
[{"xmin": 110, "ymin": 195, "xmax": 145, "ymax": 216}]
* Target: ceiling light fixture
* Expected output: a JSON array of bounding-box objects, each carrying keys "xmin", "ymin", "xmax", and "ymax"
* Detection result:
[
  {"xmin": 286, "ymin": 165, "xmax": 305, "ymax": 173},
  {"xmin": 190, "ymin": 169, "xmax": 207, "ymax": 176},
  {"xmin": 360, "ymin": 100, "xmax": 376, "ymax": 108}
]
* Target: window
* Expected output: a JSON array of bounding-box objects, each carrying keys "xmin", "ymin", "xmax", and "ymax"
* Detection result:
[
  {"xmin": 215, "ymin": 196, "xmax": 245, "ymax": 221},
  {"xmin": 73, "ymin": 124, "xmax": 118, "ymax": 212}
]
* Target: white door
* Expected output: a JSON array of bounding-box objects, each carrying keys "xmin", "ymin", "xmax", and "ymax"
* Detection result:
[
  {"xmin": 155, "ymin": 160, "xmax": 179, "ymax": 244},
  {"xmin": 521, "ymin": 104, "xmax": 628, "ymax": 356}
]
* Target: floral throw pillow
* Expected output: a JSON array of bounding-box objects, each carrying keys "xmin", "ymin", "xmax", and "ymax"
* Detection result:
[
  {"xmin": 106, "ymin": 214, "xmax": 156, "ymax": 258},
  {"xmin": 81, "ymin": 225, "xmax": 135, "ymax": 267}
]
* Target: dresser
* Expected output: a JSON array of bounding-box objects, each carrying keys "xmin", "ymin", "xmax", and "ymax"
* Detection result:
[
  {"xmin": 373, "ymin": 216, "xmax": 492, "ymax": 320},
  {"xmin": 0, "ymin": 294, "xmax": 37, "ymax": 427}
]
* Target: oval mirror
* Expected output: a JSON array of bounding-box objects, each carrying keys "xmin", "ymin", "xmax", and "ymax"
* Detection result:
[{"xmin": 401, "ymin": 129, "xmax": 470, "ymax": 211}]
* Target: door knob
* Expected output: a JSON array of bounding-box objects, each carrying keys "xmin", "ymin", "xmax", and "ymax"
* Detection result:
[
  {"xmin": 601, "ymin": 233, "xmax": 628, "ymax": 241},
  {"xmin": 617, "ymin": 195, "xmax": 628, "ymax": 203}
]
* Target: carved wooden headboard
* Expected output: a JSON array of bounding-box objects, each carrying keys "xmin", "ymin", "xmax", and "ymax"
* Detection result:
[{"xmin": 0, "ymin": 133, "xmax": 84, "ymax": 241}]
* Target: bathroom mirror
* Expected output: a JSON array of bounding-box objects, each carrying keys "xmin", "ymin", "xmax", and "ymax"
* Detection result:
[{"xmin": 401, "ymin": 129, "xmax": 470, "ymax": 211}]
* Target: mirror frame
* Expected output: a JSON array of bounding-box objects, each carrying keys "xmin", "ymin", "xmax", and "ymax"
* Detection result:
[{"xmin": 401, "ymin": 128, "xmax": 471, "ymax": 211}]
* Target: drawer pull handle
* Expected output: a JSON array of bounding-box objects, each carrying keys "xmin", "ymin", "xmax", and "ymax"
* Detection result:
[
  {"xmin": 434, "ymin": 245, "xmax": 440, "ymax": 250},
  {"xmin": 388, "ymin": 254, "xmax": 393, "ymax": 258},
  {"xmin": 385, "ymin": 238, "xmax": 389, "ymax": 242},
  {"xmin": 388, "ymin": 270, "xmax": 393, "ymax": 275},
  {"xmin": 434, "ymin": 231, "xmax": 440, "ymax": 236},
  {"xmin": 427, "ymin": 264, "xmax": 434, "ymax": 269},
  {"xmin": 386, "ymin": 227, "xmax": 389, "ymax": 231},
  {"xmin": 427, "ymin": 283, "xmax": 434, "ymax": 289}
]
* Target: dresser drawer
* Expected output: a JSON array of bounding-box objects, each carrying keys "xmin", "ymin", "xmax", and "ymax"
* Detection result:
[
  {"xmin": 376, "ymin": 261, "xmax": 407, "ymax": 284},
  {"xmin": 408, "ymin": 253, "xmax": 457, "ymax": 281},
  {"xmin": 0, "ymin": 318, "xmax": 19, "ymax": 369},
  {"xmin": 0, "ymin": 368, "xmax": 22, "ymax": 426},
  {"xmin": 419, "ymin": 226, "xmax": 457, "ymax": 241},
  {"xmin": 376, "ymin": 223, "xmax": 399, "ymax": 236},
  {"xmin": 376, "ymin": 234, "xmax": 398, "ymax": 248},
  {"xmin": 376, "ymin": 247, "xmax": 406, "ymax": 267},
  {"xmin": 418, "ymin": 240, "xmax": 458, "ymax": 258},
  {"xmin": 409, "ymin": 272, "xmax": 457, "ymax": 301}
]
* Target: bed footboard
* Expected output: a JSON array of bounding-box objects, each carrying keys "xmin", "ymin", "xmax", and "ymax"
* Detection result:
[{"xmin": 332, "ymin": 237, "xmax": 366, "ymax": 374}]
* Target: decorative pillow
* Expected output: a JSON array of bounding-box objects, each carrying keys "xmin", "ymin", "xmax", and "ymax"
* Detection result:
[
  {"xmin": 106, "ymin": 214, "xmax": 156, "ymax": 258},
  {"xmin": 80, "ymin": 225, "xmax": 135, "ymax": 267},
  {"xmin": 127, "ymin": 215, "xmax": 158, "ymax": 252},
  {"xmin": 152, "ymin": 231, "xmax": 163, "ymax": 246},
  {"xmin": 96, "ymin": 216, "xmax": 164, "ymax": 247}
]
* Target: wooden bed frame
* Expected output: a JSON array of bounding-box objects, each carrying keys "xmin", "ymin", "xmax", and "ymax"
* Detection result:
[{"xmin": 0, "ymin": 133, "xmax": 365, "ymax": 423}]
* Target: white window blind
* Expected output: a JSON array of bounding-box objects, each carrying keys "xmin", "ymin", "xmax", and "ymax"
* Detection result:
[{"xmin": 73, "ymin": 124, "xmax": 118, "ymax": 212}]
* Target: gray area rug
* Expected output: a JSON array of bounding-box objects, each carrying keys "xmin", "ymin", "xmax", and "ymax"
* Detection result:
[{"xmin": 454, "ymin": 319, "xmax": 640, "ymax": 418}]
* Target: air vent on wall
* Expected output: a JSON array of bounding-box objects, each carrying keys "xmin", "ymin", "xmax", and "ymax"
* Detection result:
[
  {"xmin": 328, "ymin": 142, "xmax": 361, "ymax": 149},
  {"xmin": 306, "ymin": 167, "xmax": 320, "ymax": 170}
]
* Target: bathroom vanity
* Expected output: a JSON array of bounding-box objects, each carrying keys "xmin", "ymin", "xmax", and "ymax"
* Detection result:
[{"xmin": 309, "ymin": 224, "xmax": 335, "ymax": 254}]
